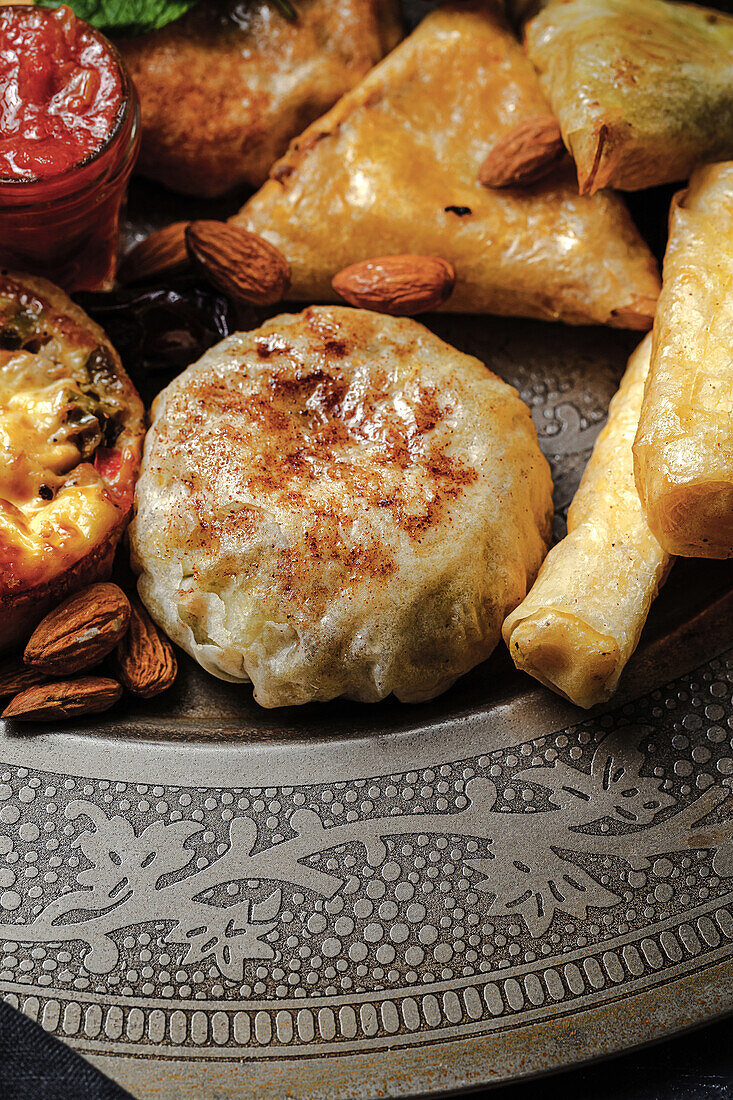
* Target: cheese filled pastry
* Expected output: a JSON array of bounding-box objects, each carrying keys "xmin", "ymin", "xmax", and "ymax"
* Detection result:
[
  {"xmin": 634, "ymin": 163, "xmax": 733, "ymax": 558},
  {"xmin": 235, "ymin": 2, "xmax": 661, "ymax": 328},
  {"xmin": 0, "ymin": 273, "xmax": 145, "ymax": 653},
  {"xmin": 503, "ymin": 335, "xmax": 671, "ymax": 708},
  {"xmin": 525, "ymin": 0, "xmax": 733, "ymax": 194}
]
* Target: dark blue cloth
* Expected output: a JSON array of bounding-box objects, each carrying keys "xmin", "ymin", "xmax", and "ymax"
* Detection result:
[{"xmin": 0, "ymin": 1000, "xmax": 131, "ymax": 1100}]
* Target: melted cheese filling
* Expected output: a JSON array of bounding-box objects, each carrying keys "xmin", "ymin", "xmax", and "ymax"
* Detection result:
[{"xmin": 0, "ymin": 338, "xmax": 121, "ymax": 591}]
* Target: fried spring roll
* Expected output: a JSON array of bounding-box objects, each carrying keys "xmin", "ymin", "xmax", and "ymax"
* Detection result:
[
  {"xmin": 634, "ymin": 162, "xmax": 733, "ymax": 558},
  {"xmin": 503, "ymin": 334, "xmax": 671, "ymax": 708}
]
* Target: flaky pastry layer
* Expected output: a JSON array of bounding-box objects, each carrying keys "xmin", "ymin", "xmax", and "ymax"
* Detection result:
[
  {"xmin": 131, "ymin": 307, "xmax": 553, "ymax": 707},
  {"xmin": 634, "ymin": 162, "xmax": 733, "ymax": 558},
  {"xmin": 504, "ymin": 334, "xmax": 671, "ymax": 709},
  {"xmin": 235, "ymin": 2, "xmax": 660, "ymax": 327}
]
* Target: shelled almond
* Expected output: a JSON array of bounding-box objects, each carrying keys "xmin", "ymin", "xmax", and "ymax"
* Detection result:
[
  {"xmin": 1, "ymin": 582, "xmax": 178, "ymax": 724},
  {"xmin": 186, "ymin": 221, "xmax": 290, "ymax": 306},
  {"xmin": 24, "ymin": 583, "xmax": 131, "ymax": 676},
  {"xmin": 113, "ymin": 598, "xmax": 177, "ymax": 698},
  {"xmin": 332, "ymin": 255, "xmax": 455, "ymax": 315},
  {"xmin": 478, "ymin": 115, "xmax": 565, "ymax": 189},
  {"xmin": 117, "ymin": 222, "xmax": 191, "ymax": 284},
  {"xmin": 3, "ymin": 678, "xmax": 123, "ymax": 721}
]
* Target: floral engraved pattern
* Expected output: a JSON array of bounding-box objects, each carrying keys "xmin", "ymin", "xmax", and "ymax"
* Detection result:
[
  {"xmin": 468, "ymin": 730, "xmax": 694, "ymax": 936},
  {"xmin": 0, "ymin": 727, "xmax": 730, "ymax": 979},
  {"xmin": 1, "ymin": 643, "xmax": 733, "ymax": 1067}
]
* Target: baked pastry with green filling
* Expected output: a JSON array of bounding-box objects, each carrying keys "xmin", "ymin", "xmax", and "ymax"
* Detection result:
[{"xmin": 526, "ymin": 0, "xmax": 733, "ymax": 193}]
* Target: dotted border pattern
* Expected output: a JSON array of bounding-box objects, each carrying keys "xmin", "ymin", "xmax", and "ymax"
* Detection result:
[
  {"xmin": 2, "ymin": 646, "xmax": 733, "ymax": 1061},
  {"xmin": 3, "ymin": 901, "xmax": 732, "ymax": 1059}
]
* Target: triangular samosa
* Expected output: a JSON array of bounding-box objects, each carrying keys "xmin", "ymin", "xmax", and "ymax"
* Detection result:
[
  {"xmin": 235, "ymin": 1, "xmax": 661, "ymax": 327},
  {"xmin": 526, "ymin": 0, "xmax": 733, "ymax": 194}
]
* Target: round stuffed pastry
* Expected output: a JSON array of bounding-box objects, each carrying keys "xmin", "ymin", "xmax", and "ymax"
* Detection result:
[
  {"xmin": 130, "ymin": 306, "xmax": 552, "ymax": 707},
  {"xmin": 0, "ymin": 272, "xmax": 145, "ymax": 652}
]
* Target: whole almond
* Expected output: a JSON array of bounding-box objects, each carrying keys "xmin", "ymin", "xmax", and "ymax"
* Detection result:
[
  {"xmin": 479, "ymin": 114, "xmax": 565, "ymax": 188},
  {"xmin": 0, "ymin": 660, "xmax": 47, "ymax": 699},
  {"xmin": 332, "ymin": 255, "xmax": 455, "ymax": 315},
  {"xmin": 113, "ymin": 600, "xmax": 177, "ymax": 698},
  {"xmin": 24, "ymin": 583, "xmax": 131, "ymax": 676},
  {"xmin": 2, "ymin": 677, "xmax": 122, "ymax": 722},
  {"xmin": 117, "ymin": 222, "xmax": 190, "ymax": 285},
  {"xmin": 186, "ymin": 221, "xmax": 290, "ymax": 306}
]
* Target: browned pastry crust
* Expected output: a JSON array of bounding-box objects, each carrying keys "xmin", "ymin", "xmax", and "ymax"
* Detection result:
[
  {"xmin": 633, "ymin": 163, "xmax": 733, "ymax": 557},
  {"xmin": 235, "ymin": 1, "xmax": 661, "ymax": 326},
  {"xmin": 119, "ymin": 0, "xmax": 402, "ymax": 198},
  {"xmin": 525, "ymin": 0, "xmax": 733, "ymax": 194},
  {"xmin": 131, "ymin": 306, "xmax": 553, "ymax": 706}
]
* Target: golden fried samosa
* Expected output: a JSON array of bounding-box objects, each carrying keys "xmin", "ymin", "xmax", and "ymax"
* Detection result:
[
  {"xmin": 525, "ymin": 0, "xmax": 733, "ymax": 194},
  {"xmin": 234, "ymin": 2, "xmax": 661, "ymax": 327},
  {"xmin": 118, "ymin": 0, "xmax": 403, "ymax": 198},
  {"xmin": 634, "ymin": 163, "xmax": 733, "ymax": 558},
  {"xmin": 503, "ymin": 335, "xmax": 672, "ymax": 709}
]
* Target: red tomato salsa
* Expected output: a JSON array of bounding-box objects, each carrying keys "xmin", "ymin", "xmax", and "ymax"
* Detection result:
[{"xmin": 0, "ymin": 5, "xmax": 124, "ymax": 180}]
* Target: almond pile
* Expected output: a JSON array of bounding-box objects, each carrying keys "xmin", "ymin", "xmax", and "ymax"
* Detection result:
[{"xmin": 0, "ymin": 583, "xmax": 177, "ymax": 724}]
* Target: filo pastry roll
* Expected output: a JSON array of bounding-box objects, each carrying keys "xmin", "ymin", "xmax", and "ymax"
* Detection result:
[
  {"xmin": 634, "ymin": 162, "xmax": 733, "ymax": 558},
  {"xmin": 503, "ymin": 334, "xmax": 671, "ymax": 709}
]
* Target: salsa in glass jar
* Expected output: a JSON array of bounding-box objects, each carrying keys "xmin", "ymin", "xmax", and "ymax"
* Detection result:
[{"xmin": 0, "ymin": 6, "xmax": 140, "ymax": 291}]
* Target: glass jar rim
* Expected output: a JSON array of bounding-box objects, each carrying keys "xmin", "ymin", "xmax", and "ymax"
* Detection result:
[{"xmin": 0, "ymin": 7, "xmax": 136, "ymax": 188}]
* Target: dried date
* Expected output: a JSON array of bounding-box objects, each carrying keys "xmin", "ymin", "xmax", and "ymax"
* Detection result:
[{"xmin": 74, "ymin": 281, "xmax": 240, "ymax": 385}]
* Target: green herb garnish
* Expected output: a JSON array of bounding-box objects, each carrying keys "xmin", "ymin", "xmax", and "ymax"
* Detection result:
[
  {"xmin": 272, "ymin": 0, "xmax": 297, "ymax": 18},
  {"xmin": 38, "ymin": 0, "xmax": 297, "ymax": 37}
]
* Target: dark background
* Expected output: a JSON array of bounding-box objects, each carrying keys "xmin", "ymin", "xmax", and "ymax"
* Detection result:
[{"xmin": 0, "ymin": 996, "xmax": 731, "ymax": 1099}]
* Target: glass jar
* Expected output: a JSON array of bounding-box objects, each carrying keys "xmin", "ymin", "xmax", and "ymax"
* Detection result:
[{"xmin": 0, "ymin": 14, "xmax": 140, "ymax": 292}]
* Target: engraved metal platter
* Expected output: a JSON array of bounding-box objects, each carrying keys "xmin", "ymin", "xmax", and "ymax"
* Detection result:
[
  {"xmin": 3, "ymin": 5, "xmax": 733, "ymax": 1093},
  {"xmin": 2, "ymin": 306, "xmax": 733, "ymax": 1098}
]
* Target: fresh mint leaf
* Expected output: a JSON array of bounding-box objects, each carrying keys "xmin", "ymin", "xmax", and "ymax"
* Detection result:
[
  {"xmin": 38, "ymin": 0, "xmax": 200, "ymax": 37},
  {"xmin": 272, "ymin": 0, "xmax": 297, "ymax": 18}
]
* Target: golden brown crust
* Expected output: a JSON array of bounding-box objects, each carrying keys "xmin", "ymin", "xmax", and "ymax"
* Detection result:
[
  {"xmin": 525, "ymin": 0, "xmax": 733, "ymax": 194},
  {"xmin": 503, "ymin": 335, "xmax": 671, "ymax": 709},
  {"xmin": 179, "ymin": 310, "xmax": 481, "ymax": 554},
  {"xmin": 235, "ymin": 2, "xmax": 660, "ymax": 325},
  {"xmin": 633, "ymin": 162, "xmax": 733, "ymax": 557},
  {"xmin": 0, "ymin": 272, "xmax": 145, "ymax": 653},
  {"xmin": 118, "ymin": 0, "xmax": 403, "ymax": 198},
  {"xmin": 131, "ymin": 306, "xmax": 553, "ymax": 707}
]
